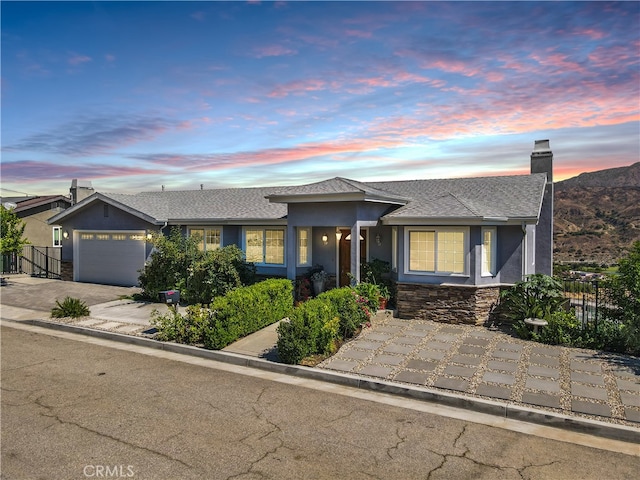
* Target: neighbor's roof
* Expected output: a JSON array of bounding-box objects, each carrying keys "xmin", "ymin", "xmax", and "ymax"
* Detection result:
[{"xmin": 49, "ymin": 173, "xmax": 547, "ymax": 225}]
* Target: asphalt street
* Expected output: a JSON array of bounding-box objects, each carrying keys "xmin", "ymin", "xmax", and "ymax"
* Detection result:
[{"xmin": 2, "ymin": 323, "xmax": 638, "ymax": 480}]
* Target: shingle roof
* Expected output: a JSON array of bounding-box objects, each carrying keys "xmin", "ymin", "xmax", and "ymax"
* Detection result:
[
  {"xmin": 50, "ymin": 173, "xmax": 547, "ymax": 225},
  {"xmin": 369, "ymin": 174, "xmax": 547, "ymax": 221},
  {"xmin": 104, "ymin": 186, "xmax": 288, "ymax": 222}
]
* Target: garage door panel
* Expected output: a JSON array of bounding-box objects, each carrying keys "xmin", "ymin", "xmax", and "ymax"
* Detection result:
[{"xmin": 76, "ymin": 231, "xmax": 145, "ymax": 286}]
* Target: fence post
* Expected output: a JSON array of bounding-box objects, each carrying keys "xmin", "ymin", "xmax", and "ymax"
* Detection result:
[{"xmin": 45, "ymin": 246, "xmax": 50, "ymax": 278}]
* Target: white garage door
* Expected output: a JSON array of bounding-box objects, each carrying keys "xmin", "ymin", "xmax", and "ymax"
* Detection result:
[{"xmin": 75, "ymin": 231, "xmax": 146, "ymax": 286}]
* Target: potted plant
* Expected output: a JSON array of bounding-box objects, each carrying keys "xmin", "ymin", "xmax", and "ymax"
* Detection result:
[
  {"xmin": 378, "ymin": 285, "xmax": 390, "ymax": 310},
  {"xmin": 310, "ymin": 270, "xmax": 329, "ymax": 295}
]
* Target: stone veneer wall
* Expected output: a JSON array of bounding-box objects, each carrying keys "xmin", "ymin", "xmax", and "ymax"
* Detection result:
[
  {"xmin": 61, "ymin": 261, "xmax": 73, "ymax": 282},
  {"xmin": 396, "ymin": 283, "xmax": 501, "ymax": 325}
]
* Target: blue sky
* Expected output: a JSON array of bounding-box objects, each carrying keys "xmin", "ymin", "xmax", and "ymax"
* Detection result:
[{"xmin": 1, "ymin": 1, "xmax": 639, "ymax": 196}]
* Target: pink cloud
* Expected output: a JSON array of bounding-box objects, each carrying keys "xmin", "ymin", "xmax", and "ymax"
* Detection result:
[
  {"xmin": 268, "ymin": 78, "xmax": 327, "ymax": 98},
  {"xmin": 345, "ymin": 29, "xmax": 372, "ymax": 39}
]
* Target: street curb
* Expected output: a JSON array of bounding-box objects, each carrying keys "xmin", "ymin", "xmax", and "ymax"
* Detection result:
[{"xmin": 15, "ymin": 318, "xmax": 640, "ymax": 444}]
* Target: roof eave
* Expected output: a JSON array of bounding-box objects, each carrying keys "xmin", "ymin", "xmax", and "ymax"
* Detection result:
[
  {"xmin": 267, "ymin": 192, "xmax": 407, "ymax": 205},
  {"xmin": 381, "ymin": 216, "xmax": 539, "ymax": 226}
]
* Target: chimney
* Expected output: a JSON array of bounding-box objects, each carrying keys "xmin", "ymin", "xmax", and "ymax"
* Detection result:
[
  {"xmin": 531, "ymin": 139, "xmax": 553, "ymax": 182},
  {"xmin": 530, "ymin": 140, "xmax": 554, "ymax": 276},
  {"xmin": 70, "ymin": 179, "xmax": 94, "ymax": 205}
]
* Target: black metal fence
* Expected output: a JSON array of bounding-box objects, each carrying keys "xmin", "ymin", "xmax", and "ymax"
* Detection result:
[
  {"xmin": 1, "ymin": 245, "xmax": 61, "ymax": 279},
  {"xmin": 562, "ymin": 279, "xmax": 616, "ymax": 331}
]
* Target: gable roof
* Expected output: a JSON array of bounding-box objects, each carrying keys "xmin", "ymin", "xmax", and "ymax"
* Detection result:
[
  {"xmin": 266, "ymin": 177, "xmax": 409, "ymax": 205},
  {"xmin": 49, "ymin": 186, "xmax": 288, "ymax": 225}
]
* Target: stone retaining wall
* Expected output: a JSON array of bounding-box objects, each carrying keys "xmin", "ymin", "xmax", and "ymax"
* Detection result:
[
  {"xmin": 396, "ymin": 283, "xmax": 501, "ymax": 325},
  {"xmin": 61, "ymin": 261, "xmax": 73, "ymax": 282}
]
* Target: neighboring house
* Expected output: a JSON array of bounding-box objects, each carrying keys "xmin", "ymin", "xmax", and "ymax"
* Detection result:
[
  {"xmin": 1, "ymin": 195, "xmax": 72, "ymax": 248},
  {"xmin": 48, "ymin": 140, "xmax": 554, "ymax": 324}
]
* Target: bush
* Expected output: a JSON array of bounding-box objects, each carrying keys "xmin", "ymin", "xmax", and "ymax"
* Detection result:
[
  {"xmin": 182, "ymin": 245, "xmax": 257, "ymax": 305},
  {"xmin": 51, "ymin": 297, "xmax": 90, "ymax": 318},
  {"xmin": 277, "ymin": 286, "xmax": 374, "ymax": 364},
  {"xmin": 351, "ymin": 282, "xmax": 380, "ymax": 313},
  {"xmin": 151, "ymin": 279, "xmax": 293, "ymax": 349},
  {"xmin": 139, "ymin": 227, "xmax": 201, "ymax": 301},
  {"xmin": 602, "ymin": 241, "xmax": 640, "ymax": 355},
  {"xmin": 317, "ymin": 287, "xmax": 369, "ymax": 337},
  {"xmin": 203, "ymin": 278, "xmax": 293, "ymax": 349},
  {"xmin": 497, "ymin": 274, "xmax": 565, "ymax": 322},
  {"xmin": 277, "ymin": 297, "xmax": 339, "ymax": 364},
  {"xmin": 151, "ymin": 305, "xmax": 210, "ymax": 344}
]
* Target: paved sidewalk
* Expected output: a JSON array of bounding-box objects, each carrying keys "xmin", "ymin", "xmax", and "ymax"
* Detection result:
[{"xmin": 320, "ymin": 316, "xmax": 640, "ymax": 426}]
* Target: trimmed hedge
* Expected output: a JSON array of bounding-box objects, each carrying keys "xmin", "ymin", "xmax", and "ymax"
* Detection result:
[
  {"xmin": 204, "ymin": 278, "xmax": 293, "ymax": 349},
  {"xmin": 277, "ymin": 286, "xmax": 372, "ymax": 364},
  {"xmin": 151, "ymin": 278, "xmax": 293, "ymax": 349}
]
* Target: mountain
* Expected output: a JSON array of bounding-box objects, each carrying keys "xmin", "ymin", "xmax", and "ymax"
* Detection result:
[{"xmin": 554, "ymin": 163, "xmax": 640, "ymax": 265}]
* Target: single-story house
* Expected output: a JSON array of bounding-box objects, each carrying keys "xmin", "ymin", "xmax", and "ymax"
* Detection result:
[{"xmin": 48, "ymin": 140, "xmax": 554, "ymax": 324}]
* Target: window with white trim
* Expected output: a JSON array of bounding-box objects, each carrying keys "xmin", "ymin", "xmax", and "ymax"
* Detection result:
[
  {"xmin": 481, "ymin": 227, "xmax": 497, "ymax": 277},
  {"xmin": 297, "ymin": 227, "xmax": 311, "ymax": 267},
  {"xmin": 188, "ymin": 227, "xmax": 222, "ymax": 252},
  {"xmin": 244, "ymin": 227, "xmax": 285, "ymax": 265},
  {"xmin": 53, "ymin": 226, "xmax": 62, "ymax": 247},
  {"xmin": 405, "ymin": 227, "xmax": 468, "ymax": 275},
  {"xmin": 391, "ymin": 227, "xmax": 397, "ymax": 272}
]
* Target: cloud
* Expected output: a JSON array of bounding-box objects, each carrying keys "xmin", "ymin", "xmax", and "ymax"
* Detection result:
[
  {"xmin": 68, "ymin": 53, "xmax": 92, "ymax": 65},
  {"xmin": 251, "ymin": 44, "xmax": 298, "ymax": 58},
  {"xmin": 3, "ymin": 115, "xmax": 188, "ymax": 156}
]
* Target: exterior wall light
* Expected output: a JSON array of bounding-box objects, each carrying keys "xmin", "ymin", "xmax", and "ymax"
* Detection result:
[
  {"xmin": 62, "ymin": 231, "xmax": 69, "ymax": 239},
  {"xmin": 147, "ymin": 233, "xmax": 153, "ymax": 240},
  {"xmin": 321, "ymin": 233, "xmax": 329, "ymax": 245},
  {"xmin": 376, "ymin": 233, "xmax": 382, "ymax": 246}
]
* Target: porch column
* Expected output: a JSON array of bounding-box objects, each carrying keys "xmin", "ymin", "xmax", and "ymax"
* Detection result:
[
  {"xmin": 350, "ymin": 224, "xmax": 360, "ymax": 284},
  {"xmin": 286, "ymin": 224, "xmax": 297, "ymax": 281}
]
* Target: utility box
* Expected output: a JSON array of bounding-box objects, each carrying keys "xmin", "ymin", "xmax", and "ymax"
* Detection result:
[{"xmin": 159, "ymin": 290, "xmax": 180, "ymax": 305}]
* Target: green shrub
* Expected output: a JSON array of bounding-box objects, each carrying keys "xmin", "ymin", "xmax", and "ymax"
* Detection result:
[
  {"xmin": 51, "ymin": 297, "xmax": 90, "ymax": 318},
  {"xmin": 182, "ymin": 245, "xmax": 257, "ymax": 305},
  {"xmin": 151, "ymin": 279, "xmax": 293, "ymax": 349},
  {"xmin": 497, "ymin": 274, "xmax": 565, "ymax": 322},
  {"xmin": 277, "ymin": 297, "xmax": 338, "ymax": 364},
  {"xmin": 317, "ymin": 287, "xmax": 369, "ymax": 337},
  {"xmin": 602, "ymin": 241, "xmax": 640, "ymax": 355},
  {"xmin": 139, "ymin": 227, "xmax": 202, "ymax": 301},
  {"xmin": 151, "ymin": 304, "xmax": 210, "ymax": 344},
  {"xmin": 351, "ymin": 282, "xmax": 380, "ymax": 313}
]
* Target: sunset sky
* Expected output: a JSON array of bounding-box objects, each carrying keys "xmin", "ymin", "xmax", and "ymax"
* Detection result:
[{"xmin": 1, "ymin": 1, "xmax": 639, "ymax": 196}]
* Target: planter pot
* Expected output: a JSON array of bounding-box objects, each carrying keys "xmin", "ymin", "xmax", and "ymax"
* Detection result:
[
  {"xmin": 379, "ymin": 297, "xmax": 388, "ymax": 310},
  {"xmin": 313, "ymin": 280, "xmax": 325, "ymax": 296}
]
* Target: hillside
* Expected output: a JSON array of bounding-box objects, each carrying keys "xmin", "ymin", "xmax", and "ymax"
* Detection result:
[{"xmin": 554, "ymin": 163, "xmax": 640, "ymax": 265}]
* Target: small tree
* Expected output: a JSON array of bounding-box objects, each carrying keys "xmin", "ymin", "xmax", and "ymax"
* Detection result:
[
  {"xmin": 604, "ymin": 241, "xmax": 640, "ymax": 354},
  {"xmin": 138, "ymin": 227, "xmax": 202, "ymax": 300},
  {"xmin": 0, "ymin": 205, "xmax": 29, "ymax": 254}
]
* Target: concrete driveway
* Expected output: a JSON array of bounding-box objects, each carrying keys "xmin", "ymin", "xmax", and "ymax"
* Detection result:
[{"xmin": 0, "ymin": 275, "xmax": 157, "ymax": 324}]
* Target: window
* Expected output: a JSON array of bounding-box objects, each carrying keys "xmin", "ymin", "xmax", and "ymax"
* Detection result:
[
  {"xmin": 391, "ymin": 227, "xmax": 398, "ymax": 272},
  {"xmin": 481, "ymin": 227, "xmax": 497, "ymax": 277},
  {"xmin": 405, "ymin": 227, "xmax": 468, "ymax": 275},
  {"xmin": 53, "ymin": 227, "xmax": 62, "ymax": 247},
  {"xmin": 244, "ymin": 227, "xmax": 285, "ymax": 265},
  {"xmin": 188, "ymin": 227, "xmax": 222, "ymax": 252},
  {"xmin": 297, "ymin": 228, "xmax": 311, "ymax": 266}
]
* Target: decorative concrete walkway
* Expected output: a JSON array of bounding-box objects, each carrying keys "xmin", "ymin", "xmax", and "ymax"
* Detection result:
[{"xmin": 320, "ymin": 316, "xmax": 640, "ymax": 426}]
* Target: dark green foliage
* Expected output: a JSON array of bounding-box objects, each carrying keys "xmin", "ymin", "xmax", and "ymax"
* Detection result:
[
  {"xmin": 0, "ymin": 205, "xmax": 29, "ymax": 254},
  {"xmin": 361, "ymin": 258, "xmax": 396, "ymax": 306},
  {"xmin": 182, "ymin": 245, "xmax": 257, "ymax": 305},
  {"xmin": 317, "ymin": 287, "xmax": 369, "ymax": 337},
  {"xmin": 277, "ymin": 286, "xmax": 373, "ymax": 364},
  {"xmin": 51, "ymin": 296, "xmax": 90, "ymax": 318},
  {"xmin": 138, "ymin": 227, "xmax": 200, "ymax": 301},
  {"xmin": 151, "ymin": 279, "xmax": 293, "ymax": 349},
  {"xmin": 151, "ymin": 305, "xmax": 210, "ymax": 344},
  {"xmin": 139, "ymin": 228, "xmax": 256, "ymax": 304},
  {"xmin": 203, "ymin": 278, "xmax": 293, "ymax": 349},
  {"xmin": 497, "ymin": 274, "xmax": 565, "ymax": 322},
  {"xmin": 351, "ymin": 282, "xmax": 380, "ymax": 313},
  {"xmin": 602, "ymin": 241, "xmax": 640, "ymax": 354},
  {"xmin": 276, "ymin": 297, "xmax": 339, "ymax": 364}
]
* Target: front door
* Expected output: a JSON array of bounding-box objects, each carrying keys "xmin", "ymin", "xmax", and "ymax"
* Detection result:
[{"xmin": 338, "ymin": 228, "xmax": 367, "ymax": 286}]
